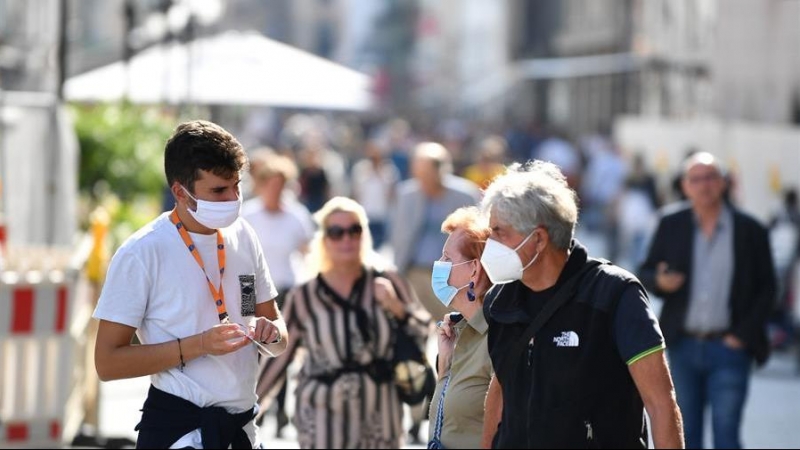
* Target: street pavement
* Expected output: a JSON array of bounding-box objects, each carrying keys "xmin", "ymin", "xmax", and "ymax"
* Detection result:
[{"xmin": 738, "ymin": 348, "xmax": 800, "ymax": 449}]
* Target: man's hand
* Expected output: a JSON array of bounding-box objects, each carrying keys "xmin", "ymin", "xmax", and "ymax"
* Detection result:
[
  {"xmin": 723, "ymin": 333, "xmax": 745, "ymax": 350},
  {"xmin": 199, "ymin": 323, "xmax": 249, "ymax": 356},
  {"xmin": 655, "ymin": 262, "xmax": 685, "ymax": 293},
  {"xmin": 435, "ymin": 313, "xmax": 458, "ymax": 378},
  {"xmin": 249, "ymin": 316, "xmax": 282, "ymax": 344}
]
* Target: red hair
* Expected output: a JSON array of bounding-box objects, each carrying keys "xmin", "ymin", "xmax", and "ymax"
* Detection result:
[{"xmin": 441, "ymin": 206, "xmax": 490, "ymax": 260}]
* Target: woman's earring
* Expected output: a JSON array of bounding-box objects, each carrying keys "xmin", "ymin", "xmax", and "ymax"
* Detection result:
[{"xmin": 467, "ymin": 281, "xmax": 476, "ymax": 302}]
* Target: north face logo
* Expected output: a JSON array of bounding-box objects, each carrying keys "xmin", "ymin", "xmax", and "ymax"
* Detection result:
[{"xmin": 553, "ymin": 331, "xmax": 579, "ymax": 347}]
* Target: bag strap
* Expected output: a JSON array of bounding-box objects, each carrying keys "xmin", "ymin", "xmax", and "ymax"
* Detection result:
[
  {"xmin": 430, "ymin": 374, "xmax": 451, "ymax": 446},
  {"xmin": 499, "ymin": 259, "xmax": 602, "ymax": 377}
]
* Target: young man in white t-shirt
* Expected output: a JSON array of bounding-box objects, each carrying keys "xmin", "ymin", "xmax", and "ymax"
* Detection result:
[{"xmin": 93, "ymin": 120, "xmax": 288, "ymax": 449}]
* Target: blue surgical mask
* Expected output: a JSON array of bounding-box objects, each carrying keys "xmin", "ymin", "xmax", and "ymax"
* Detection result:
[{"xmin": 431, "ymin": 260, "xmax": 473, "ymax": 307}]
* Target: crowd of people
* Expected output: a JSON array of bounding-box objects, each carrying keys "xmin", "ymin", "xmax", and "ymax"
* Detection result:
[
  {"xmin": 90, "ymin": 115, "xmax": 799, "ymax": 449},
  {"xmin": 236, "ymin": 113, "xmax": 674, "ymax": 273}
]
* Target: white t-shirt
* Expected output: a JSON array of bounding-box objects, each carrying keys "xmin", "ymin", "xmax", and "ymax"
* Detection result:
[
  {"xmin": 93, "ymin": 212, "xmax": 278, "ymax": 448},
  {"xmin": 242, "ymin": 201, "xmax": 315, "ymax": 290}
]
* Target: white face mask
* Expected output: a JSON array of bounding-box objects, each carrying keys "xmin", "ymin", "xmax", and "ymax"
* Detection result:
[
  {"xmin": 181, "ymin": 185, "xmax": 242, "ymax": 229},
  {"xmin": 480, "ymin": 231, "xmax": 539, "ymax": 284}
]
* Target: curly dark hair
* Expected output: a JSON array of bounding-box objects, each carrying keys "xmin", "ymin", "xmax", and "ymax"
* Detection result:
[{"xmin": 164, "ymin": 120, "xmax": 248, "ymax": 191}]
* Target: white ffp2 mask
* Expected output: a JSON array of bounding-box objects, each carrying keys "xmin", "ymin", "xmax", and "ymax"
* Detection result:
[
  {"xmin": 479, "ymin": 231, "xmax": 539, "ymax": 284},
  {"xmin": 181, "ymin": 185, "xmax": 242, "ymax": 229}
]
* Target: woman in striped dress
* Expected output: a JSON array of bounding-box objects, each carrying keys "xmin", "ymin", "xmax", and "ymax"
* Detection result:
[{"xmin": 256, "ymin": 196, "xmax": 431, "ymax": 448}]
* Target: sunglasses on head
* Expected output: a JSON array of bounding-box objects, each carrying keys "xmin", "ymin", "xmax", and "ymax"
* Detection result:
[{"xmin": 325, "ymin": 223, "xmax": 363, "ymax": 241}]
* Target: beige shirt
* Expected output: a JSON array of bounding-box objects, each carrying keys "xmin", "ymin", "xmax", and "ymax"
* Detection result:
[{"xmin": 428, "ymin": 307, "xmax": 493, "ymax": 448}]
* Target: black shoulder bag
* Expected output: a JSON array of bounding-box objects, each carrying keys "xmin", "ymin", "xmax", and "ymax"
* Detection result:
[{"xmin": 499, "ymin": 259, "xmax": 602, "ymax": 377}]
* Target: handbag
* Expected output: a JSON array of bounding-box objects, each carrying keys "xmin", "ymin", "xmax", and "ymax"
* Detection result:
[{"xmin": 391, "ymin": 317, "xmax": 436, "ymax": 406}]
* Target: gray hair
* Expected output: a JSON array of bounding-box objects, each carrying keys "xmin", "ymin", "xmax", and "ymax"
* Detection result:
[
  {"xmin": 412, "ymin": 142, "xmax": 454, "ymax": 176},
  {"xmin": 681, "ymin": 151, "xmax": 727, "ymax": 177},
  {"xmin": 480, "ymin": 160, "xmax": 578, "ymax": 250}
]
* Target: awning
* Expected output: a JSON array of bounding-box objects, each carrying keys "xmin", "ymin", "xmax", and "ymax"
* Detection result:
[{"xmin": 64, "ymin": 31, "xmax": 374, "ymax": 112}]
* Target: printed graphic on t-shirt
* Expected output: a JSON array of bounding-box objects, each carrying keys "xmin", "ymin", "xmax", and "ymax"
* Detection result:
[{"xmin": 239, "ymin": 274, "xmax": 256, "ymax": 316}]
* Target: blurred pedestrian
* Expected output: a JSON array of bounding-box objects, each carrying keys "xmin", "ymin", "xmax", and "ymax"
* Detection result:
[
  {"xmin": 351, "ymin": 140, "xmax": 400, "ymax": 250},
  {"xmin": 390, "ymin": 141, "xmax": 480, "ymax": 443},
  {"xmin": 481, "ymin": 161, "xmax": 683, "ymax": 448},
  {"xmin": 768, "ymin": 188, "xmax": 800, "ymax": 350},
  {"xmin": 639, "ymin": 152, "xmax": 776, "ymax": 449},
  {"xmin": 242, "ymin": 150, "xmax": 315, "ymax": 438},
  {"xmin": 578, "ymin": 132, "xmax": 627, "ymax": 260},
  {"xmin": 534, "ymin": 127, "xmax": 583, "ymax": 190},
  {"xmin": 462, "ymin": 135, "xmax": 507, "ymax": 191},
  {"xmin": 428, "ymin": 206, "xmax": 494, "ymax": 449},
  {"xmin": 255, "ymin": 196, "xmax": 431, "ymax": 448},
  {"xmin": 301, "ymin": 127, "xmax": 350, "ymax": 198},
  {"xmin": 93, "ymin": 120, "xmax": 289, "ymax": 448},
  {"xmin": 384, "ymin": 117, "xmax": 415, "ymax": 180},
  {"xmin": 297, "ymin": 146, "xmax": 330, "ymax": 214},
  {"xmin": 616, "ymin": 153, "xmax": 661, "ymax": 269}
]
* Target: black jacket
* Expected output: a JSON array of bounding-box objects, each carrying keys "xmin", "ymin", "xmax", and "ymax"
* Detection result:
[
  {"xmin": 135, "ymin": 385, "xmax": 256, "ymax": 449},
  {"xmin": 638, "ymin": 203, "xmax": 776, "ymax": 365}
]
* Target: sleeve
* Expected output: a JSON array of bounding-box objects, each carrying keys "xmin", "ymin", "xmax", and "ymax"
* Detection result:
[
  {"xmin": 731, "ymin": 220, "xmax": 777, "ymax": 355},
  {"xmin": 92, "ymin": 248, "xmax": 151, "ymax": 329},
  {"xmin": 613, "ymin": 283, "xmax": 666, "ymax": 366}
]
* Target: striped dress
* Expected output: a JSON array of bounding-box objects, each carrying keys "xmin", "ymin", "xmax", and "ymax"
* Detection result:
[{"xmin": 256, "ymin": 267, "xmax": 431, "ymax": 449}]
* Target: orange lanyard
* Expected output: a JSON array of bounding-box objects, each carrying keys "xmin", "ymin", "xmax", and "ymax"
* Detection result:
[{"xmin": 170, "ymin": 209, "xmax": 229, "ymax": 322}]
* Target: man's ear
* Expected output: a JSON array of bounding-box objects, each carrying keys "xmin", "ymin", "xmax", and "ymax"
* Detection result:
[
  {"xmin": 534, "ymin": 227, "xmax": 549, "ymax": 252},
  {"xmin": 171, "ymin": 181, "xmax": 187, "ymax": 205}
]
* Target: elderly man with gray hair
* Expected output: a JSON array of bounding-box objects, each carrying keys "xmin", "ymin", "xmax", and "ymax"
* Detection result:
[{"xmin": 480, "ymin": 161, "xmax": 684, "ymax": 449}]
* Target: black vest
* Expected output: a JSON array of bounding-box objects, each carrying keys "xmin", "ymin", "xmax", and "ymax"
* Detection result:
[{"xmin": 488, "ymin": 258, "xmax": 649, "ymax": 449}]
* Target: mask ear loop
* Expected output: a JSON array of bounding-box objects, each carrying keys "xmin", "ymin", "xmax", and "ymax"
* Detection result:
[
  {"xmin": 520, "ymin": 234, "xmax": 542, "ymax": 272},
  {"xmin": 180, "ymin": 185, "xmax": 199, "ymax": 212}
]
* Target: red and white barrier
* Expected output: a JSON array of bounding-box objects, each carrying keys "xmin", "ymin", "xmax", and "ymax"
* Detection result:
[{"xmin": 0, "ymin": 270, "xmax": 77, "ymax": 448}]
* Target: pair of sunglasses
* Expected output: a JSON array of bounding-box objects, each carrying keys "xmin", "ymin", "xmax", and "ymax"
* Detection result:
[{"xmin": 326, "ymin": 223, "xmax": 363, "ymax": 241}]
